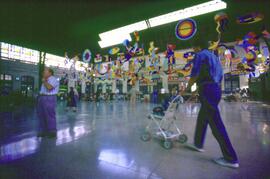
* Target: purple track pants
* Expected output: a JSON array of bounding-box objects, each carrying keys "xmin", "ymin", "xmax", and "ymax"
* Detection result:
[{"xmin": 37, "ymin": 95, "xmax": 57, "ymax": 133}]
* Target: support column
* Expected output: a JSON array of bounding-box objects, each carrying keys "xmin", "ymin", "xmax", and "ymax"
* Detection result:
[
  {"xmin": 135, "ymin": 80, "xmax": 140, "ymax": 92},
  {"xmin": 102, "ymin": 82, "xmax": 106, "ymax": 93},
  {"xmin": 81, "ymin": 80, "xmax": 86, "ymax": 94},
  {"xmin": 149, "ymin": 85, "xmax": 153, "ymax": 93},
  {"xmin": 94, "ymin": 82, "xmax": 97, "ymax": 93},
  {"xmin": 38, "ymin": 52, "xmax": 46, "ymax": 90},
  {"xmin": 161, "ymin": 73, "xmax": 169, "ymax": 93},
  {"xmin": 123, "ymin": 79, "xmax": 127, "ymax": 93},
  {"xmin": 112, "ymin": 80, "xmax": 116, "ymax": 93}
]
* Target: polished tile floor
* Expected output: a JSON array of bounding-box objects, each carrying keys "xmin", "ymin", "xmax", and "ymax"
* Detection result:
[{"xmin": 0, "ymin": 100, "xmax": 270, "ymax": 179}]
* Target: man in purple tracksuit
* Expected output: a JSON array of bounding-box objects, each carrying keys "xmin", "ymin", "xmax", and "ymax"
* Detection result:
[
  {"xmin": 37, "ymin": 68, "xmax": 59, "ymax": 138},
  {"xmin": 182, "ymin": 49, "xmax": 239, "ymax": 168}
]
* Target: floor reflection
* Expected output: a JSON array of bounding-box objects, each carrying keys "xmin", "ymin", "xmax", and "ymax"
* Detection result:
[
  {"xmin": 0, "ymin": 136, "xmax": 39, "ymax": 163},
  {"xmin": 56, "ymin": 124, "xmax": 91, "ymax": 146},
  {"xmin": 0, "ymin": 122, "xmax": 92, "ymax": 163},
  {"xmin": 98, "ymin": 149, "xmax": 134, "ymax": 168}
]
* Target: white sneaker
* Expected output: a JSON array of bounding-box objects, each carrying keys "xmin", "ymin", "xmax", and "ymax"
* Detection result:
[
  {"xmin": 185, "ymin": 143, "xmax": 205, "ymax": 152},
  {"xmin": 213, "ymin": 158, "xmax": 239, "ymax": 169}
]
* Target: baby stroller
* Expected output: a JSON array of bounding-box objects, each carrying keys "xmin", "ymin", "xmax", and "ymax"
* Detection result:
[{"xmin": 140, "ymin": 95, "xmax": 188, "ymax": 149}]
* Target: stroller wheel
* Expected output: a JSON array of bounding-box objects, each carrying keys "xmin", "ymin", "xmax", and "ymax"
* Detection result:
[
  {"xmin": 140, "ymin": 132, "xmax": 151, "ymax": 141},
  {"xmin": 178, "ymin": 134, "xmax": 188, "ymax": 144},
  {"xmin": 163, "ymin": 140, "xmax": 173, "ymax": 149}
]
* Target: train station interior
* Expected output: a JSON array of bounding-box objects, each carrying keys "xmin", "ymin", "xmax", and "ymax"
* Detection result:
[{"xmin": 0, "ymin": 0, "xmax": 270, "ymax": 178}]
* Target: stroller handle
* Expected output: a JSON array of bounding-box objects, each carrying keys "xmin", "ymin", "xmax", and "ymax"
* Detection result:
[{"xmin": 171, "ymin": 95, "xmax": 184, "ymax": 104}]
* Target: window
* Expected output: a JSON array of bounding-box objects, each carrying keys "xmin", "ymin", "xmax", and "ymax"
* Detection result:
[
  {"xmin": 224, "ymin": 73, "xmax": 240, "ymax": 93},
  {"xmin": 0, "ymin": 74, "xmax": 12, "ymax": 81},
  {"xmin": 5, "ymin": 75, "xmax": 12, "ymax": 81},
  {"xmin": 0, "ymin": 42, "xmax": 9, "ymax": 58},
  {"xmin": 0, "ymin": 74, "xmax": 13, "ymax": 92},
  {"xmin": 21, "ymin": 76, "xmax": 34, "ymax": 96},
  {"xmin": 0, "ymin": 42, "xmax": 39, "ymax": 63}
]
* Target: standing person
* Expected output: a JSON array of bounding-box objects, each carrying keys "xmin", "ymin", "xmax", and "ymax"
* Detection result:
[
  {"xmin": 73, "ymin": 87, "xmax": 79, "ymax": 105},
  {"xmin": 66, "ymin": 87, "xmax": 77, "ymax": 112},
  {"xmin": 130, "ymin": 86, "xmax": 137, "ymax": 104},
  {"xmin": 181, "ymin": 49, "xmax": 239, "ymax": 168},
  {"xmin": 115, "ymin": 88, "xmax": 120, "ymax": 101},
  {"xmin": 96, "ymin": 89, "xmax": 101, "ymax": 105},
  {"xmin": 152, "ymin": 89, "xmax": 158, "ymax": 104},
  {"xmin": 37, "ymin": 67, "xmax": 59, "ymax": 138}
]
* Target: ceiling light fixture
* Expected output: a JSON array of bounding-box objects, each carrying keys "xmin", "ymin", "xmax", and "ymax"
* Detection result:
[
  {"xmin": 98, "ymin": 0, "xmax": 227, "ymax": 48},
  {"xmin": 148, "ymin": 0, "xmax": 227, "ymax": 27},
  {"xmin": 98, "ymin": 34, "xmax": 132, "ymax": 48}
]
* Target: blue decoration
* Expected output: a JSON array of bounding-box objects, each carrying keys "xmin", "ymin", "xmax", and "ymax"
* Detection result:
[{"xmin": 82, "ymin": 49, "xmax": 91, "ymax": 63}]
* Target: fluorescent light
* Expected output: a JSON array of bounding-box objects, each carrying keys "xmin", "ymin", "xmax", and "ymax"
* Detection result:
[
  {"xmin": 98, "ymin": 0, "xmax": 227, "ymax": 48},
  {"xmin": 98, "ymin": 21, "xmax": 148, "ymax": 48},
  {"xmin": 99, "ymin": 21, "xmax": 148, "ymax": 40},
  {"xmin": 98, "ymin": 34, "xmax": 132, "ymax": 48},
  {"xmin": 148, "ymin": 0, "xmax": 226, "ymax": 27}
]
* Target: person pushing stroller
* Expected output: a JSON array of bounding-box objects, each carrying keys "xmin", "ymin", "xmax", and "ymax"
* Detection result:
[{"xmin": 181, "ymin": 48, "xmax": 239, "ymax": 168}]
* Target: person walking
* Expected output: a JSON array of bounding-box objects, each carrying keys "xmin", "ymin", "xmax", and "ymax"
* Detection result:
[
  {"xmin": 66, "ymin": 87, "xmax": 77, "ymax": 112},
  {"xmin": 37, "ymin": 68, "xmax": 59, "ymax": 138},
  {"xmin": 181, "ymin": 49, "xmax": 239, "ymax": 168}
]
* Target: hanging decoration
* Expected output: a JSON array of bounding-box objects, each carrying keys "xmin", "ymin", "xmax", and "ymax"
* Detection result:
[
  {"xmin": 63, "ymin": 52, "xmax": 80, "ymax": 81},
  {"xmin": 134, "ymin": 31, "xmax": 140, "ymax": 42},
  {"xmin": 214, "ymin": 12, "xmax": 229, "ymax": 34},
  {"xmin": 122, "ymin": 32, "xmax": 144, "ymax": 64},
  {"xmin": 262, "ymin": 29, "xmax": 270, "ymax": 39},
  {"xmin": 209, "ymin": 13, "xmax": 229, "ymax": 50},
  {"xmin": 109, "ymin": 47, "xmax": 120, "ymax": 55},
  {"xmin": 94, "ymin": 54, "xmax": 103, "ymax": 63},
  {"xmin": 234, "ymin": 32, "xmax": 262, "ymax": 77},
  {"xmin": 175, "ymin": 19, "xmax": 197, "ymax": 40},
  {"xmin": 242, "ymin": 50, "xmax": 258, "ymax": 73},
  {"xmin": 64, "ymin": 52, "xmax": 69, "ymax": 65},
  {"xmin": 82, "ymin": 49, "xmax": 92, "ymax": 63},
  {"xmin": 174, "ymin": 51, "xmax": 195, "ymax": 77},
  {"xmin": 148, "ymin": 41, "xmax": 159, "ymax": 60},
  {"xmin": 96, "ymin": 62, "xmax": 111, "ymax": 76},
  {"xmin": 165, "ymin": 44, "xmax": 176, "ymax": 65},
  {"xmin": 237, "ymin": 32, "xmax": 259, "ymax": 52},
  {"xmin": 237, "ymin": 12, "xmax": 264, "ymax": 24}
]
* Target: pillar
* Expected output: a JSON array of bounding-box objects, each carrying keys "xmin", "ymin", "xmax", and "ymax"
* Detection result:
[
  {"xmin": 81, "ymin": 80, "xmax": 86, "ymax": 94},
  {"xmin": 135, "ymin": 80, "xmax": 140, "ymax": 92},
  {"xmin": 161, "ymin": 73, "xmax": 169, "ymax": 93},
  {"xmin": 112, "ymin": 80, "xmax": 116, "ymax": 93},
  {"xmin": 94, "ymin": 81, "xmax": 97, "ymax": 93},
  {"xmin": 123, "ymin": 79, "xmax": 127, "ymax": 93},
  {"xmin": 149, "ymin": 85, "xmax": 153, "ymax": 93},
  {"xmin": 102, "ymin": 82, "xmax": 106, "ymax": 93},
  {"xmin": 221, "ymin": 75, "xmax": 225, "ymax": 92}
]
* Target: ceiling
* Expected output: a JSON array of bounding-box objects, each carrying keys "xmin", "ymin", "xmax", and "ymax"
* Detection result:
[{"xmin": 0, "ymin": 0, "xmax": 269, "ymax": 58}]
